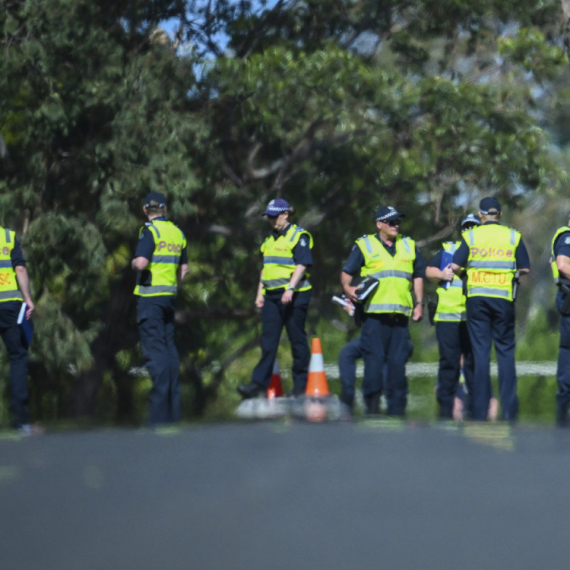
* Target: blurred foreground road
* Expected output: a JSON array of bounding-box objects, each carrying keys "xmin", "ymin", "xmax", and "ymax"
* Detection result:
[{"xmin": 1, "ymin": 421, "xmax": 570, "ymax": 570}]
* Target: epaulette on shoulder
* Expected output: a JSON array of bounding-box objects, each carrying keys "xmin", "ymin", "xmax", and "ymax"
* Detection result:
[
  {"xmin": 356, "ymin": 235, "xmax": 368, "ymax": 241},
  {"xmin": 144, "ymin": 222, "xmax": 152, "ymax": 226}
]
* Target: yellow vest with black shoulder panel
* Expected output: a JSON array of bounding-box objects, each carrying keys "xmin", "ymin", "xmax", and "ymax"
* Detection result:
[
  {"xmin": 464, "ymin": 224, "xmax": 520, "ymax": 301},
  {"xmin": 357, "ymin": 234, "xmax": 416, "ymax": 316},
  {"xmin": 434, "ymin": 241, "xmax": 466, "ymax": 322},
  {"xmin": 0, "ymin": 228, "xmax": 23, "ymax": 302},
  {"xmin": 134, "ymin": 220, "xmax": 187, "ymax": 297},
  {"xmin": 260, "ymin": 224, "xmax": 313, "ymax": 292},
  {"xmin": 551, "ymin": 226, "xmax": 570, "ymax": 285}
]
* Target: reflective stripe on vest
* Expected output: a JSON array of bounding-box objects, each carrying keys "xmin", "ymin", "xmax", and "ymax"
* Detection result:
[
  {"xmin": 436, "ymin": 312, "xmax": 466, "ymax": 322},
  {"xmin": 551, "ymin": 227, "xmax": 570, "ymax": 284},
  {"xmin": 465, "ymin": 224, "xmax": 520, "ymax": 301},
  {"xmin": 367, "ymin": 303, "xmax": 412, "ymax": 315},
  {"xmin": 0, "ymin": 228, "xmax": 23, "ymax": 302},
  {"xmin": 434, "ymin": 241, "xmax": 466, "ymax": 323},
  {"xmin": 260, "ymin": 224, "xmax": 313, "ymax": 292},
  {"xmin": 357, "ymin": 234, "xmax": 415, "ymax": 316},
  {"xmin": 134, "ymin": 220, "xmax": 187, "ymax": 297}
]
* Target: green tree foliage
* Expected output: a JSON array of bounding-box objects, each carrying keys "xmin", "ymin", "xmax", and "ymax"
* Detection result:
[{"xmin": 0, "ymin": 0, "xmax": 567, "ymax": 424}]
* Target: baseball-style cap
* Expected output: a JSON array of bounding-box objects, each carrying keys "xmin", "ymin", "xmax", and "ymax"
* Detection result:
[
  {"xmin": 479, "ymin": 197, "xmax": 501, "ymax": 215},
  {"xmin": 375, "ymin": 206, "xmax": 405, "ymax": 222},
  {"xmin": 144, "ymin": 192, "xmax": 167, "ymax": 207},
  {"xmin": 461, "ymin": 213, "xmax": 481, "ymax": 228},
  {"xmin": 263, "ymin": 198, "xmax": 291, "ymax": 216}
]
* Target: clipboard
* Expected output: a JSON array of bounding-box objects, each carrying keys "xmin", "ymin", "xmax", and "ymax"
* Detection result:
[{"xmin": 440, "ymin": 251, "xmax": 454, "ymax": 290}]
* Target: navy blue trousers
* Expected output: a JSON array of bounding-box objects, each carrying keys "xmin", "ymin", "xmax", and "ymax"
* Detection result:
[
  {"xmin": 339, "ymin": 337, "xmax": 363, "ymax": 407},
  {"xmin": 137, "ymin": 296, "xmax": 180, "ymax": 425},
  {"xmin": 0, "ymin": 301, "xmax": 29, "ymax": 428},
  {"xmin": 251, "ymin": 291, "xmax": 311, "ymax": 394},
  {"xmin": 466, "ymin": 297, "xmax": 518, "ymax": 421},
  {"xmin": 361, "ymin": 313, "xmax": 409, "ymax": 416},
  {"xmin": 435, "ymin": 321, "xmax": 475, "ymax": 419},
  {"xmin": 555, "ymin": 291, "xmax": 570, "ymax": 424}
]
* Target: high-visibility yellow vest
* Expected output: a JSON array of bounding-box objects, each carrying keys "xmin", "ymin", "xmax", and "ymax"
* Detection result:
[
  {"xmin": 550, "ymin": 226, "xmax": 570, "ymax": 284},
  {"xmin": 134, "ymin": 220, "xmax": 187, "ymax": 297},
  {"xmin": 434, "ymin": 241, "xmax": 466, "ymax": 322},
  {"xmin": 0, "ymin": 228, "xmax": 23, "ymax": 303},
  {"xmin": 260, "ymin": 224, "xmax": 313, "ymax": 292},
  {"xmin": 464, "ymin": 223, "xmax": 520, "ymax": 301},
  {"xmin": 356, "ymin": 234, "xmax": 416, "ymax": 316}
]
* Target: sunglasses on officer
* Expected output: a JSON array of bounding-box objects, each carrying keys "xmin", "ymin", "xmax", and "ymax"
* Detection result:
[{"xmin": 384, "ymin": 219, "xmax": 401, "ymax": 227}]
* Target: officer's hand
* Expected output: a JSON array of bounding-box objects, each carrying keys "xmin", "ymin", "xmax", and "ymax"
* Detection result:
[
  {"xmin": 412, "ymin": 303, "xmax": 423, "ymax": 322},
  {"xmin": 255, "ymin": 294, "xmax": 265, "ymax": 309},
  {"xmin": 281, "ymin": 289, "xmax": 294, "ymax": 305},
  {"xmin": 343, "ymin": 286, "xmax": 360, "ymax": 303},
  {"xmin": 441, "ymin": 264, "xmax": 454, "ymax": 282},
  {"xmin": 25, "ymin": 301, "xmax": 35, "ymax": 320}
]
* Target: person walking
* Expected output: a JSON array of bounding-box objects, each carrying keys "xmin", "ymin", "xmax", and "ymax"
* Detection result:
[
  {"xmin": 550, "ymin": 214, "xmax": 570, "ymax": 426},
  {"xmin": 132, "ymin": 192, "xmax": 188, "ymax": 425},
  {"xmin": 426, "ymin": 213, "xmax": 479, "ymax": 419},
  {"xmin": 451, "ymin": 197, "xmax": 530, "ymax": 421},
  {"xmin": 0, "ymin": 225, "xmax": 35, "ymax": 432},
  {"xmin": 341, "ymin": 206, "xmax": 425, "ymax": 415},
  {"xmin": 238, "ymin": 199, "xmax": 313, "ymax": 399}
]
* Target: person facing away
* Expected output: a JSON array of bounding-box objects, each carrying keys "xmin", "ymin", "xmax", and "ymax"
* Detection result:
[
  {"xmin": 550, "ymin": 213, "xmax": 570, "ymax": 426},
  {"xmin": 426, "ymin": 213, "xmax": 480, "ymax": 419},
  {"xmin": 341, "ymin": 205, "xmax": 425, "ymax": 416},
  {"xmin": 131, "ymin": 192, "xmax": 188, "ymax": 425},
  {"xmin": 0, "ymin": 225, "xmax": 35, "ymax": 432},
  {"xmin": 238, "ymin": 198, "xmax": 313, "ymax": 399},
  {"xmin": 451, "ymin": 197, "xmax": 530, "ymax": 421}
]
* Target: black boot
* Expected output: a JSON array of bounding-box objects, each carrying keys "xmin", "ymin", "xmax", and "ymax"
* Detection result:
[
  {"xmin": 364, "ymin": 393, "xmax": 380, "ymax": 415},
  {"xmin": 237, "ymin": 382, "xmax": 265, "ymax": 399}
]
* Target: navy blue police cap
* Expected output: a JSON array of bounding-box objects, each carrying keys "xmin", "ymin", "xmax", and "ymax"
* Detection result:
[
  {"xmin": 144, "ymin": 192, "xmax": 167, "ymax": 208},
  {"xmin": 375, "ymin": 206, "xmax": 405, "ymax": 222},
  {"xmin": 461, "ymin": 213, "xmax": 481, "ymax": 228},
  {"xmin": 479, "ymin": 197, "xmax": 501, "ymax": 215},
  {"xmin": 263, "ymin": 198, "xmax": 291, "ymax": 216}
]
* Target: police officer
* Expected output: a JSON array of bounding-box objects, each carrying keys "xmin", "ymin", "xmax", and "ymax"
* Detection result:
[
  {"xmin": 131, "ymin": 192, "xmax": 188, "ymax": 424},
  {"xmin": 0, "ymin": 225, "xmax": 35, "ymax": 431},
  {"xmin": 238, "ymin": 199, "xmax": 313, "ymax": 399},
  {"xmin": 550, "ymin": 215, "xmax": 570, "ymax": 425},
  {"xmin": 426, "ymin": 214, "xmax": 480, "ymax": 419},
  {"xmin": 341, "ymin": 206, "xmax": 425, "ymax": 415},
  {"xmin": 451, "ymin": 197, "xmax": 530, "ymax": 421}
]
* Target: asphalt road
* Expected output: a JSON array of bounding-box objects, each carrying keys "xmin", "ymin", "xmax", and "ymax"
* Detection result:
[{"xmin": 1, "ymin": 421, "xmax": 570, "ymax": 570}]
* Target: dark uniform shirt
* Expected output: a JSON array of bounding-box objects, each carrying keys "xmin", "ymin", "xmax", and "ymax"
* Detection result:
[
  {"xmin": 10, "ymin": 239, "xmax": 26, "ymax": 267},
  {"xmin": 452, "ymin": 222, "xmax": 530, "ymax": 270},
  {"xmin": 342, "ymin": 234, "xmax": 426, "ymax": 278}
]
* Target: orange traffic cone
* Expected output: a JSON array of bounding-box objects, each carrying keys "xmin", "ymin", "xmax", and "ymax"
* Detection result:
[
  {"xmin": 267, "ymin": 359, "xmax": 284, "ymax": 399},
  {"xmin": 305, "ymin": 338, "xmax": 329, "ymax": 397}
]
